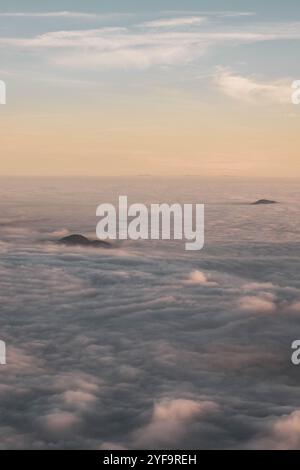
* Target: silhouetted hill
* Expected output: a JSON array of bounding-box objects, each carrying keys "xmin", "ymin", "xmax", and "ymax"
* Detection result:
[
  {"xmin": 58, "ymin": 234, "xmax": 111, "ymax": 248},
  {"xmin": 252, "ymin": 199, "xmax": 278, "ymax": 205}
]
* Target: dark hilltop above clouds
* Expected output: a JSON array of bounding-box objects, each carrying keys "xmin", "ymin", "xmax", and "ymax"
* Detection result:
[
  {"xmin": 251, "ymin": 199, "xmax": 278, "ymax": 205},
  {"xmin": 57, "ymin": 234, "xmax": 111, "ymax": 248}
]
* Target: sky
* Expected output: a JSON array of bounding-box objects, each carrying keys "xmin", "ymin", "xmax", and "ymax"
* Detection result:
[{"xmin": 0, "ymin": 0, "xmax": 299, "ymax": 177}]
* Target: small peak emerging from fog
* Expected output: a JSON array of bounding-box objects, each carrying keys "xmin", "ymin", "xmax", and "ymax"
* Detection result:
[
  {"xmin": 57, "ymin": 234, "xmax": 111, "ymax": 248},
  {"xmin": 251, "ymin": 199, "xmax": 278, "ymax": 205}
]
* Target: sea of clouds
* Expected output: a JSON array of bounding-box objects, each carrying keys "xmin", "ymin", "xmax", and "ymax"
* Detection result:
[{"xmin": 1, "ymin": 177, "xmax": 300, "ymax": 449}]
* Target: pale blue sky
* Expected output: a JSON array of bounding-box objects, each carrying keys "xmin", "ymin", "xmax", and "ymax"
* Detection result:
[
  {"xmin": 1, "ymin": 0, "xmax": 299, "ymax": 19},
  {"xmin": 1, "ymin": 1, "xmax": 299, "ymax": 103}
]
